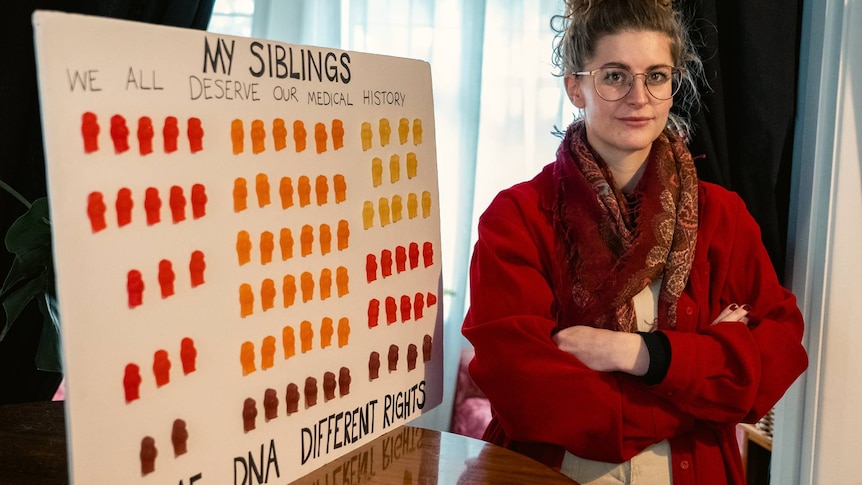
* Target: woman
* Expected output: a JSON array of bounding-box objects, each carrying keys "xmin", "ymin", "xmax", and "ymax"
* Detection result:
[{"xmin": 461, "ymin": 0, "xmax": 808, "ymax": 483}]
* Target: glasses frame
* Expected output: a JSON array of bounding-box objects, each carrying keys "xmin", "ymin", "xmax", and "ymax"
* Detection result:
[{"xmin": 573, "ymin": 66, "xmax": 686, "ymax": 102}]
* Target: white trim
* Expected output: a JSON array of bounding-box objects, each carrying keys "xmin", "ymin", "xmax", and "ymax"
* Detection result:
[{"xmin": 775, "ymin": 0, "xmax": 854, "ymax": 483}]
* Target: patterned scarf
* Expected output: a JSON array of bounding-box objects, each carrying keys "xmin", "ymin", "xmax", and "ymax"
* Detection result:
[{"xmin": 553, "ymin": 121, "xmax": 698, "ymax": 332}]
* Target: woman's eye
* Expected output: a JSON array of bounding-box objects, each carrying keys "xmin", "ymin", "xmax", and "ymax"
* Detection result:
[
  {"xmin": 648, "ymin": 71, "xmax": 670, "ymax": 83},
  {"xmin": 603, "ymin": 70, "xmax": 627, "ymax": 83}
]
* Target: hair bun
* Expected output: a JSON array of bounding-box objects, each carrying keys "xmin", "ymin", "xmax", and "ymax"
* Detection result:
[{"xmin": 566, "ymin": 0, "xmax": 672, "ymax": 16}]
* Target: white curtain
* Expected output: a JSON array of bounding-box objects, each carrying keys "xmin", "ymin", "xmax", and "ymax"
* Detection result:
[{"xmin": 215, "ymin": 0, "xmax": 573, "ymax": 431}]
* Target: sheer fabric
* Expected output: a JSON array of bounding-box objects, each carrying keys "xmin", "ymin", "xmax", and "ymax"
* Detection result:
[{"xmin": 210, "ymin": 0, "xmax": 573, "ymax": 430}]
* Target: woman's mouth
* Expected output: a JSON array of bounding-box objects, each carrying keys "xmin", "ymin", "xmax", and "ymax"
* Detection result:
[{"xmin": 618, "ymin": 116, "xmax": 652, "ymax": 127}]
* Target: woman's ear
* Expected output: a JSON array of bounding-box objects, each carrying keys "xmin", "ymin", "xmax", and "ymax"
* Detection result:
[{"xmin": 564, "ymin": 74, "xmax": 586, "ymax": 109}]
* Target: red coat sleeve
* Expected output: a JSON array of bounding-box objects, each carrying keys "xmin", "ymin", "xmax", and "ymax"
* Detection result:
[
  {"xmin": 462, "ymin": 181, "xmax": 808, "ymax": 464},
  {"xmin": 462, "ymin": 184, "xmax": 695, "ymax": 463},
  {"xmin": 651, "ymin": 185, "xmax": 808, "ymax": 424}
]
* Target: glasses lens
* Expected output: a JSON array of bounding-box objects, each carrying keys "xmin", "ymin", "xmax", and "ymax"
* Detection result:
[
  {"xmin": 644, "ymin": 67, "xmax": 679, "ymax": 100},
  {"xmin": 592, "ymin": 67, "xmax": 682, "ymax": 101},
  {"xmin": 594, "ymin": 68, "xmax": 632, "ymax": 101}
]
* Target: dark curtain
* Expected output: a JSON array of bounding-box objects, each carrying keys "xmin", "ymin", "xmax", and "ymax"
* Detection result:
[
  {"xmin": 0, "ymin": 1, "xmax": 214, "ymax": 404},
  {"xmin": 680, "ymin": 0, "xmax": 803, "ymax": 282}
]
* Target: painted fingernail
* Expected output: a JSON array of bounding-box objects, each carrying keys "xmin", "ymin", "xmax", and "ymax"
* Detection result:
[
  {"xmin": 742, "ymin": 304, "xmax": 751, "ymax": 311},
  {"xmin": 729, "ymin": 303, "xmax": 738, "ymax": 310}
]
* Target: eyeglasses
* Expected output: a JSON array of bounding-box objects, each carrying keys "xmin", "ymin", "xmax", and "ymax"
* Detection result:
[{"xmin": 573, "ymin": 66, "xmax": 685, "ymax": 101}]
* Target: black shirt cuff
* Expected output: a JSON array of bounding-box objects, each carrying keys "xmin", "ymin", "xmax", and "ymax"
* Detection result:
[{"xmin": 637, "ymin": 330, "xmax": 671, "ymax": 386}]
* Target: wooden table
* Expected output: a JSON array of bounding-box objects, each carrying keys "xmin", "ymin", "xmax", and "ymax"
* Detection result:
[{"xmin": 0, "ymin": 401, "xmax": 578, "ymax": 484}]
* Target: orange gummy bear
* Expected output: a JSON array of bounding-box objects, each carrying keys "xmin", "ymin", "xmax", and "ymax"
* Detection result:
[
  {"xmin": 315, "ymin": 175, "xmax": 328, "ymax": 206},
  {"xmin": 240, "ymin": 341, "xmax": 256, "ymax": 375},
  {"xmin": 251, "ymin": 119, "xmax": 266, "ymax": 154},
  {"xmin": 300, "ymin": 224, "xmax": 314, "ymax": 257},
  {"xmin": 333, "ymin": 174, "xmax": 346, "ymax": 203},
  {"xmin": 239, "ymin": 283, "xmax": 254, "ymax": 317},
  {"xmin": 282, "ymin": 275, "xmax": 297, "ymax": 308},
  {"xmin": 279, "ymin": 177, "xmax": 294, "ymax": 209},
  {"xmin": 337, "ymin": 220, "xmax": 350, "ymax": 250},
  {"xmin": 293, "ymin": 120, "xmax": 307, "ymax": 152},
  {"xmin": 282, "ymin": 326, "xmax": 296, "ymax": 359},
  {"xmin": 260, "ymin": 231, "xmax": 274, "ymax": 264},
  {"xmin": 231, "ymin": 119, "xmax": 244, "ymax": 154},
  {"xmin": 261, "ymin": 335, "xmax": 276, "ymax": 370},
  {"xmin": 319, "ymin": 224, "xmax": 332, "ymax": 256},
  {"xmin": 273, "ymin": 118, "xmax": 287, "ymax": 151},
  {"xmin": 255, "ymin": 173, "xmax": 271, "ymax": 208},
  {"xmin": 297, "ymin": 176, "xmax": 311, "ymax": 207},
  {"xmin": 319, "ymin": 268, "xmax": 332, "ymax": 300},
  {"xmin": 314, "ymin": 122, "xmax": 327, "ymax": 154},
  {"xmin": 236, "ymin": 231, "xmax": 252, "ymax": 266},
  {"xmin": 300, "ymin": 271, "xmax": 314, "ymax": 303},
  {"xmin": 261, "ymin": 278, "xmax": 276, "ymax": 311},
  {"xmin": 280, "ymin": 228, "xmax": 294, "ymax": 260},
  {"xmin": 320, "ymin": 317, "xmax": 334, "ymax": 348},
  {"xmin": 336, "ymin": 266, "xmax": 349, "ymax": 297},
  {"xmin": 332, "ymin": 119, "xmax": 344, "ymax": 150},
  {"xmin": 300, "ymin": 320, "xmax": 313, "ymax": 353},
  {"xmin": 233, "ymin": 178, "xmax": 248, "ymax": 213},
  {"xmin": 337, "ymin": 317, "xmax": 350, "ymax": 348}
]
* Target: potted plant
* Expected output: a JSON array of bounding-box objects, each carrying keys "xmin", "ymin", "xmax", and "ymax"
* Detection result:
[{"xmin": 0, "ymin": 179, "xmax": 61, "ymax": 374}]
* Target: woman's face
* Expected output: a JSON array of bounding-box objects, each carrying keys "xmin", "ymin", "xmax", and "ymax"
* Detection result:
[{"xmin": 565, "ymin": 30, "xmax": 674, "ymax": 166}]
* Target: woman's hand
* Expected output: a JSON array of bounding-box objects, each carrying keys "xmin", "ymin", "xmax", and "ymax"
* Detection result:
[
  {"xmin": 712, "ymin": 303, "xmax": 750, "ymax": 326},
  {"xmin": 552, "ymin": 326, "xmax": 650, "ymax": 376}
]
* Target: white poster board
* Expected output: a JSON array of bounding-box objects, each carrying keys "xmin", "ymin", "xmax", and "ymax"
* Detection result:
[{"xmin": 32, "ymin": 11, "xmax": 443, "ymax": 484}]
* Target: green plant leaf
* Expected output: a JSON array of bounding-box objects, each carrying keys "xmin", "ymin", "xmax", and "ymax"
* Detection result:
[
  {"xmin": 4, "ymin": 197, "xmax": 51, "ymax": 253},
  {"xmin": 0, "ymin": 246, "xmax": 50, "ymax": 296},
  {"xmin": 35, "ymin": 293, "xmax": 62, "ymax": 373},
  {"xmin": 0, "ymin": 277, "xmax": 44, "ymax": 341},
  {"xmin": 0, "ymin": 188, "xmax": 61, "ymax": 372},
  {"xmin": 1, "ymin": 197, "xmax": 54, "ymax": 340}
]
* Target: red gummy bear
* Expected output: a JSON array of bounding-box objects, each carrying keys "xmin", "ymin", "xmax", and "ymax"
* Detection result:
[
  {"xmin": 187, "ymin": 117, "xmax": 204, "ymax": 153},
  {"xmin": 191, "ymin": 183, "xmax": 207, "ymax": 219},
  {"xmin": 158, "ymin": 259, "xmax": 175, "ymax": 298},
  {"xmin": 144, "ymin": 187, "xmax": 161, "ymax": 225},
  {"xmin": 87, "ymin": 191, "xmax": 107, "ymax": 233},
  {"xmin": 137, "ymin": 116, "xmax": 154, "ymax": 155},
  {"xmin": 127, "ymin": 270, "xmax": 144, "ymax": 308},
  {"xmin": 110, "ymin": 114, "xmax": 130, "ymax": 153},
  {"xmin": 163, "ymin": 116, "xmax": 179, "ymax": 153},
  {"xmin": 189, "ymin": 250, "xmax": 206, "ymax": 287},
  {"xmin": 115, "ymin": 188, "xmax": 133, "ymax": 227},
  {"xmin": 81, "ymin": 112, "xmax": 99, "ymax": 153},
  {"xmin": 123, "ymin": 363, "xmax": 142, "ymax": 403},
  {"xmin": 169, "ymin": 185, "xmax": 186, "ymax": 223}
]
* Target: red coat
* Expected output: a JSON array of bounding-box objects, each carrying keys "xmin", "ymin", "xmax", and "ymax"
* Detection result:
[{"xmin": 462, "ymin": 162, "xmax": 808, "ymax": 484}]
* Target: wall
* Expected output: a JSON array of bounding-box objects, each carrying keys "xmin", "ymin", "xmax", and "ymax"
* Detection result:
[{"xmin": 773, "ymin": 0, "xmax": 862, "ymax": 483}]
